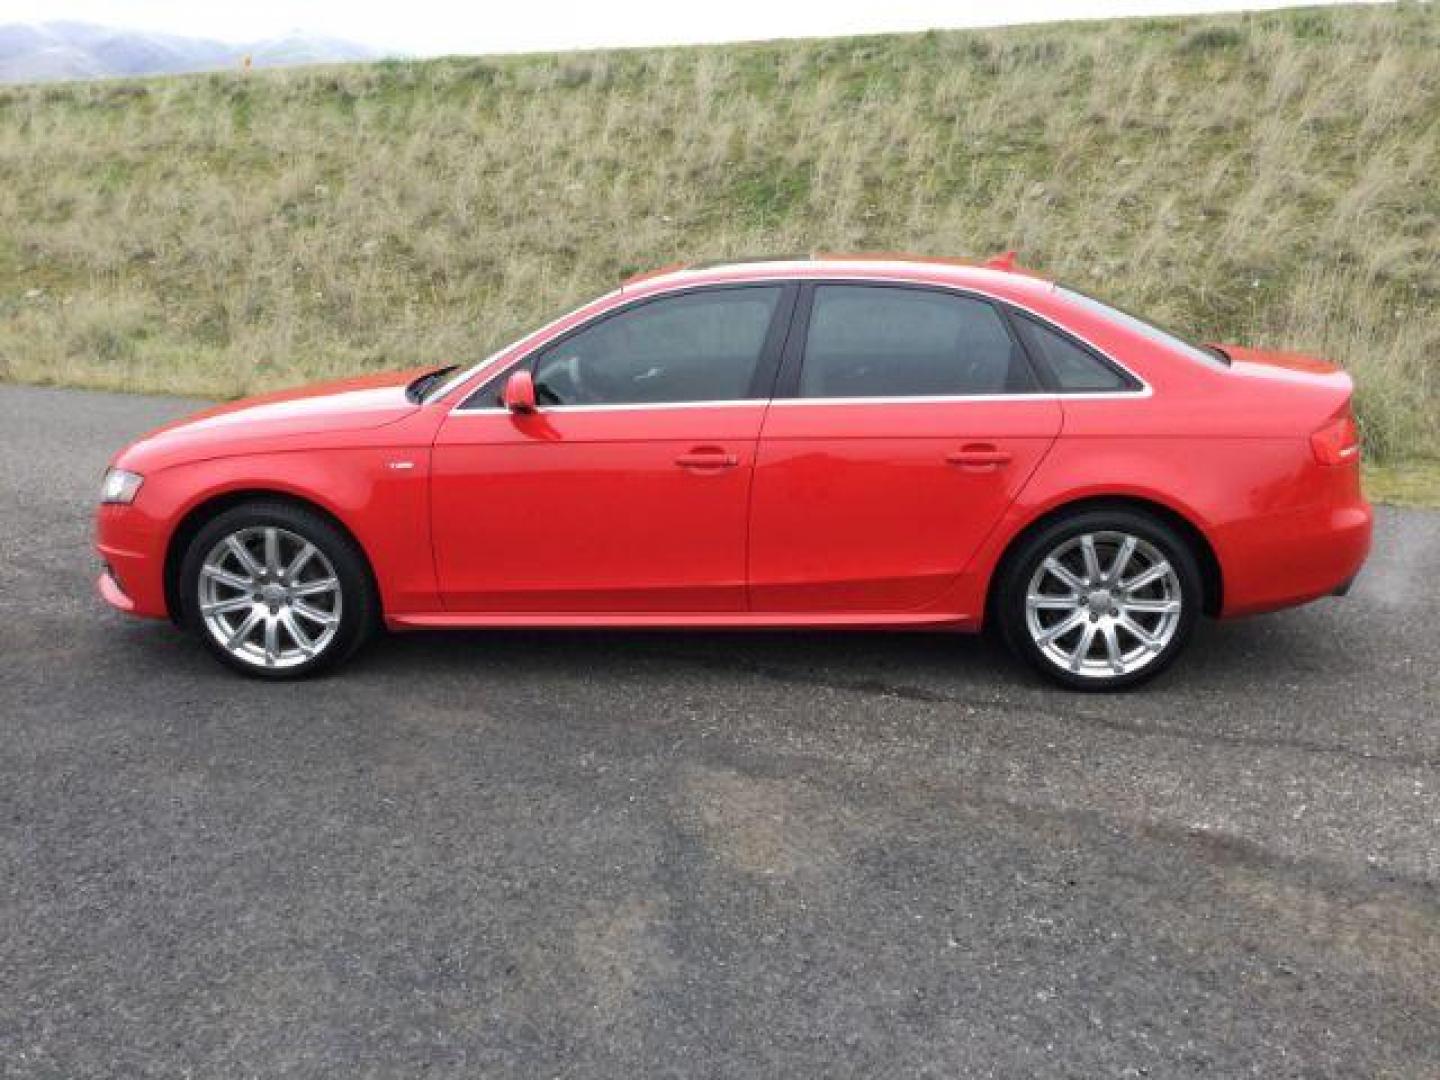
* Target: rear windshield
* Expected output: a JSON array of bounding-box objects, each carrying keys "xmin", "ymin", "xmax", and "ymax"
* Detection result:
[{"xmin": 1058, "ymin": 287, "xmax": 1229, "ymax": 369}]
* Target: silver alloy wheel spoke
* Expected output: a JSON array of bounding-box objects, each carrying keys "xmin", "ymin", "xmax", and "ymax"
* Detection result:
[
  {"xmin": 1101, "ymin": 622, "xmax": 1124, "ymax": 673},
  {"xmin": 202, "ymin": 564, "xmax": 253, "ymax": 590},
  {"xmin": 1024, "ymin": 530, "xmax": 1183, "ymax": 680},
  {"xmin": 290, "ymin": 576, "xmax": 338, "ymax": 598},
  {"xmin": 263, "ymin": 614, "xmax": 280, "ymax": 666},
  {"xmin": 226, "ymin": 608, "xmax": 263, "ymax": 650},
  {"xmin": 1037, "ymin": 609, "xmax": 1086, "ymax": 646},
  {"xmin": 1027, "ymin": 593, "xmax": 1079, "ymax": 610},
  {"xmin": 1043, "ymin": 558, "xmax": 1086, "ymax": 594},
  {"xmin": 1080, "ymin": 535, "xmax": 1103, "ymax": 583},
  {"xmin": 1071, "ymin": 622, "xmax": 1098, "ymax": 671},
  {"xmin": 286, "ymin": 542, "xmax": 317, "ymax": 580},
  {"xmin": 1121, "ymin": 598, "xmax": 1181, "ymax": 615},
  {"xmin": 1110, "ymin": 536, "xmax": 1137, "ymax": 583},
  {"xmin": 225, "ymin": 535, "xmax": 264, "ymax": 578},
  {"xmin": 280, "ymin": 609, "xmax": 315, "ymax": 655},
  {"xmin": 1122, "ymin": 561, "xmax": 1172, "ymax": 594},
  {"xmin": 292, "ymin": 598, "xmax": 338, "ymax": 626},
  {"xmin": 199, "ymin": 525, "xmax": 342, "ymax": 670},
  {"xmin": 1118, "ymin": 614, "xmax": 1162, "ymax": 650}
]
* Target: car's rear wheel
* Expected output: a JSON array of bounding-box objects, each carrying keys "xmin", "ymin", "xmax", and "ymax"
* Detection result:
[
  {"xmin": 996, "ymin": 508, "xmax": 1201, "ymax": 690},
  {"xmin": 178, "ymin": 501, "xmax": 377, "ymax": 679}
]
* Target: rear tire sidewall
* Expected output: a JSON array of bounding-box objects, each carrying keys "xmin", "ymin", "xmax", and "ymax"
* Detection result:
[
  {"xmin": 997, "ymin": 508, "xmax": 1202, "ymax": 691},
  {"xmin": 177, "ymin": 501, "xmax": 377, "ymax": 679}
]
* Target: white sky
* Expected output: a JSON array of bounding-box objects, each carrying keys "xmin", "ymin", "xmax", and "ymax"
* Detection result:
[{"xmin": 0, "ymin": 0, "xmax": 1386, "ymax": 55}]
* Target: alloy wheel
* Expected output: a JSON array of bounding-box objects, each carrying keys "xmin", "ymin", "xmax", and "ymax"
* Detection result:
[
  {"xmin": 1023, "ymin": 530, "xmax": 1183, "ymax": 680},
  {"xmin": 197, "ymin": 526, "xmax": 343, "ymax": 670}
]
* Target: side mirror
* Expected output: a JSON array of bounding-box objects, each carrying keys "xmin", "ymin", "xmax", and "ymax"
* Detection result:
[{"xmin": 503, "ymin": 370, "xmax": 537, "ymax": 414}]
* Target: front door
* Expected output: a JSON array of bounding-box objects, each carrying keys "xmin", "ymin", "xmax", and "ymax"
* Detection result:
[
  {"xmin": 748, "ymin": 283, "xmax": 1062, "ymax": 613},
  {"xmin": 431, "ymin": 284, "xmax": 793, "ymax": 613}
]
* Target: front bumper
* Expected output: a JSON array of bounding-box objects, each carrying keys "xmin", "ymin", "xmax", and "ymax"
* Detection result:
[
  {"xmin": 95, "ymin": 503, "xmax": 169, "ymax": 618},
  {"xmin": 97, "ymin": 564, "xmax": 136, "ymax": 613}
]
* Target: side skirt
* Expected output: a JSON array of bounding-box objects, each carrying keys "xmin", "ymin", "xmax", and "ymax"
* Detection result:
[{"xmin": 385, "ymin": 611, "xmax": 977, "ymax": 631}]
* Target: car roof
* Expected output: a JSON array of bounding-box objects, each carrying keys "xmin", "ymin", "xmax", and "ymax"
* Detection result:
[{"xmin": 619, "ymin": 253, "xmax": 1059, "ymax": 303}]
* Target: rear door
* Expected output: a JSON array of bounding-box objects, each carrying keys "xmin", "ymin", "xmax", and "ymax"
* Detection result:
[{"xmin": 748, "ymin": 282, "xmax": 1062, "ymax": 613}]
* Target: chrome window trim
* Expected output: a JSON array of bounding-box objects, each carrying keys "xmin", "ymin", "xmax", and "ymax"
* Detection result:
[
  {"xmin": 770, "ymin": 388, "xmax": 1154, "ymax": 406},
  {"xmin": 451, "ymin": 388, "xmax": 1151, "ymax": 417},
  {"xmin": 440, "ymin": 273, "xmax": 1153, "ymax": 413},
  {"xmin": 457, "ymin": 399, "xmax": 767, "ymax": 416}
]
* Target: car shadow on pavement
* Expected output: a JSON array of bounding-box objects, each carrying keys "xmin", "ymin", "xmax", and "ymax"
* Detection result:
[
  {"xmin": 106, "ymin": 605, "xmax": 1337, "ymax": 701},
  {"xmin": 347, "ymin": 614, "xmax": 1317, "ymax": 699}
]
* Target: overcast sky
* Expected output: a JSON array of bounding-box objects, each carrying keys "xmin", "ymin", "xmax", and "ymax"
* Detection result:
[{"xmin": 0, "ymin": 0, "xmax": 1384, "ymax": 55}]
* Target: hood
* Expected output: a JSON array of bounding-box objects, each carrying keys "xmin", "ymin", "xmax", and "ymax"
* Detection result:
[{"xmin": 115, "ymin": 367, "xmax": 432, "ymax": 472}]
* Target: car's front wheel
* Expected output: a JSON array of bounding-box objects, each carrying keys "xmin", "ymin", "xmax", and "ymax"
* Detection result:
[
  {"xmin": 996, "ymin": 508, "xmax": 1202, "ymax": 690},
  {"xmin": 178, "ymin": 500, "xmax": 377, "ymax": 678}
]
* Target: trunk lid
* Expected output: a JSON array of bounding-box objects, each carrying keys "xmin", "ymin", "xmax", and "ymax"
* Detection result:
[{"xmin": 1212, "ymin": 343, "xmax": 1345, "ymax": 380}]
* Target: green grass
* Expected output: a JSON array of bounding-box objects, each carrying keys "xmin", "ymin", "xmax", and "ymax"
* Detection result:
[
  {"xmin": 1365, "ymin": 460, "xmax": 1440, "ymax": 509},
  {"xmin": 0, "ymin": 4, "xmax": 1436, "ymax": 463}
]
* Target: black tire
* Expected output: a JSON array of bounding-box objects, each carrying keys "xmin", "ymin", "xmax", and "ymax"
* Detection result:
[
  {"xmin": 177, "ymin": 500, "xmax": 378, "ymax": 679},
  {"xmin": 994, "ymin": 506, "xmax": 1202, "ymax": 691}
]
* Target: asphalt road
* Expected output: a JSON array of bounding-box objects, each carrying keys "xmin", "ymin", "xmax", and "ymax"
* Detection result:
[{"xmin": 2, "ymin": 383, "xmax": 1438, "ymax": 1078}]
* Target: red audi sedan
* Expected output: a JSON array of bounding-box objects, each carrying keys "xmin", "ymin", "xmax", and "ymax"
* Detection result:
[{"xmin": 96, "ymin": 255, "xmax": 1371, "ymax": 689}]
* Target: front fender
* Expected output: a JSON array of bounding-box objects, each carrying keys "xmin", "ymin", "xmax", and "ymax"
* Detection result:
[{"xmin": 100, "ymin": 446, "xmax": 439, "ymax": 620}]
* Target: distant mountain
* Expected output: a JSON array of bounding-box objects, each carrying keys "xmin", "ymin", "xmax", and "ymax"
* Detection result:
[{"xmin": 0, "ymin": 21, "xmax": 382, "ymax": 83}]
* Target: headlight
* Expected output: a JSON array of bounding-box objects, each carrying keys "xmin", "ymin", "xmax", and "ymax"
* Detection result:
[{"xmin": 101, "ymin": 468, "xmax": 144, "ymax": 505}]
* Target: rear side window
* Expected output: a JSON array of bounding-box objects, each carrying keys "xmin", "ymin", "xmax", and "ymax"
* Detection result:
[
  {"xmin": 531, "ymin": 286, "xmax": 781, "ymax": 406},
  {"xmin": 1012, "ymin": 314, "xmax": 1138, "ymax": 392},
  {"xmin": 798, "ymin": 285, "xmax": 1036, "ymax": 398},
  {"xmin": 1057, "ymin": 286, "xmax": 1226, "ymax": 370}
]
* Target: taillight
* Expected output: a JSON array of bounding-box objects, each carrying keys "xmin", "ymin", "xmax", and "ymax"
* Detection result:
[{"xmin": 1311, "ymin": 410, "xmax": 1360, "ymax": 465}]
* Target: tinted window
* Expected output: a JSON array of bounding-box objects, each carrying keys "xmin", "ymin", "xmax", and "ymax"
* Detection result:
[
  {"xmin": 530, "ymin": 287, "xmax": 781, "ymax": 406},
  {"xmin": 1058, "ymin": 287, "xmax": 1226, "ymax": 370},
  {"xmin": 799, "ymin": 286, "xmax": 1034, "ymax": 398},
  {"xmin": 1013, "ymin": 314, "xmax": 1136, "ymax": 392}
]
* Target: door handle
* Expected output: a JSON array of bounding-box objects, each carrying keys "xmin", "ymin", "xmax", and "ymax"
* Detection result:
[
  {"xmin": 675, "ymin": 448, "xmax": 739, "ymax": 469},
  {"xmin": 946, "ymin": 445, "xmax": 1012, "ymax": 467}
]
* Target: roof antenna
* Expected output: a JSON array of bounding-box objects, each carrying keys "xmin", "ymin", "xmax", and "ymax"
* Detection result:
[{"xmin": 984, "ymin": 250, "xmax": 1018, "ymax": 272}]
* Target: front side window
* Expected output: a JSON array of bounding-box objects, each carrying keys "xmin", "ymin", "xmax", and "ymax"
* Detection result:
[
  {"xmin": 529, "ymin": 287, "xmax": 781, "ymax": 407},
  {"xmin": 798, "ymin": 285, "xmax": 1035, "ymax": 398}
]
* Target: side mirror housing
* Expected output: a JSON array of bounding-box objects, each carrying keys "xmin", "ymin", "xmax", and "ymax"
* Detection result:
[{"xmin": 503, "ymin": 370, "xmax": 537, "ymax": 414}]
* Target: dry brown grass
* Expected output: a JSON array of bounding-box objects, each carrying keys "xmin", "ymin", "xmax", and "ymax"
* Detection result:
[{"xmin": 0, "ymin": 3, "xmax": 1436, "ymax": 459}]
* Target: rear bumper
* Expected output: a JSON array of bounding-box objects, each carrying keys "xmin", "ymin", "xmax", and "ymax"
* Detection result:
[
  {"xmin": 1330, "ymin": 571, "xmax": 1360, "ymax": 597},
  {"xmin": 1215, "ymin": 499, "xmax": 1372, "ymax": 618}
]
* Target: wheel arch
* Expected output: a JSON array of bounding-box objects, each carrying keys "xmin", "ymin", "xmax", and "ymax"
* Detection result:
[
  {"xmin": 163, "ymin": 488, "xmax": 382, "ymax": 624},
  {"xmin": 984, "ymin": 494, "xmax": 1223, "ymax": 623}
]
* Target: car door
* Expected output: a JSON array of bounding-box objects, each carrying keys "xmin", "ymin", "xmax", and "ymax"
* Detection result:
[
  {"xmin": 748, "ymin": 282, "xmax": 1062, "ymax": 613},
  {"xmin": 431, "ymin": 284, "xmax": 795, "ymax": 613}
]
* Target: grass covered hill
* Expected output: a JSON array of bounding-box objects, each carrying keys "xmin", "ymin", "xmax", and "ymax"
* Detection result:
[{"xmin": 0, "ymin": 3, "xmax": 1436, "ymax": 461}]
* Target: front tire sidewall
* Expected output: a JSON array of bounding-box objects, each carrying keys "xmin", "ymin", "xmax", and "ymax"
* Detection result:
[
  {"xmin": 178, "ymin": 502, "xmax": 376, "ymax": 679},
  {"xmin": 998, "ymin": 509, "xmax": 1202, "ymax": 691}
]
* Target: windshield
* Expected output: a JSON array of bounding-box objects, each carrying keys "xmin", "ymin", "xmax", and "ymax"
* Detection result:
[
  {"xmin": 1058, "ymin": 287, "xmax": 1229, "ymax": 369},
  {"xmin": 420, "ymin": 288, "xmax": 624, "ymax": 403}
]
